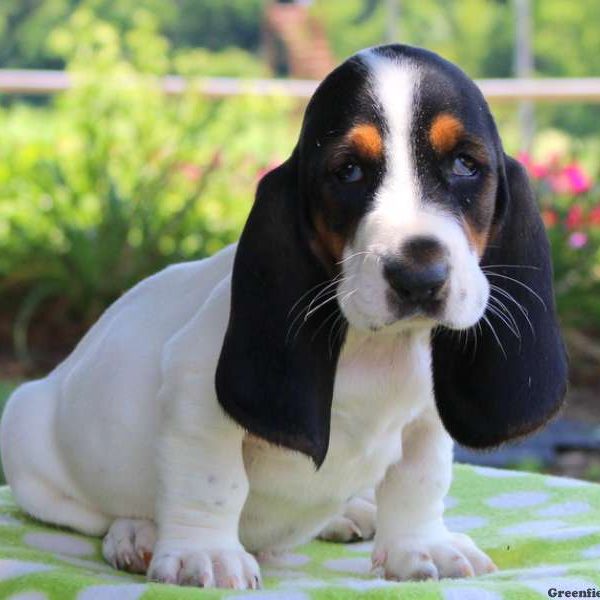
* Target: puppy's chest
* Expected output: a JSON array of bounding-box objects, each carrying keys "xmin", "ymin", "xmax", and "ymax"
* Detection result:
[
  {"xmin": 243, "ymin": 333, "xmax": 432, "ymax": 518},
  {"xmin": 331, "ymin": 331, "xmax": 433, "ymax": 446}
]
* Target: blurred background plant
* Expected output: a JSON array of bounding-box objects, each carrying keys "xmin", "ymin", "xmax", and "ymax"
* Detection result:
[
  {"xmin": 1, "ymin": 0, "xmax": 600, "ymax": 479},
  {"xmin": 520, "ymin": 149, "xmax": 599, "ymax": 329},
  {"xmin": 515, "ymin": 145, "xmax": 600, "ymax": 389},
  {"xmin": 0, "ymin": 4, "xmax": 296, "ymax": 370}
]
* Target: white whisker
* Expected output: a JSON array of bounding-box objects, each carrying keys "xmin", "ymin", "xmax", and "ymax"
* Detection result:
[
  {"xmin": 304, "ymin": 275, "xmax": 350, "ymax": 317},
  {"xmin": 488, "ymin": 295, "xmax": 520, "ymax": 338},
  {"xmin": 489, "ymin": 283, "xmax": 535, "ymax": 337},
  {"xmin": 287, "ymin": 273, "xmax": 343, "ymax": 319},
  {"xmin": 487, "ymin": 303, "xmax": 520, "ymax": 341},
  {"xmin": 483, "ymin": 272, "xmax": 547, "ymax": 311},
  {"xmin": 305, "ymin": 288, "xmax": 343, "ymax": 320},
  {"xmin": 482, "ymin": 314, "xmax": 507, "ymax": 358},
  {"xmin": 336, "ymin": 251, "xmax": 376, "ymax": 266},
  {"xmin": 328, "ymin": 313, "xmax": 346, "ymax": 357},
  {"xmin": 483, "ymin": 264, "xmax": 540, "ymax": 271},
  {"xmin": 310, "ymin": 306, "xmax": 341, "ymax": 343}
]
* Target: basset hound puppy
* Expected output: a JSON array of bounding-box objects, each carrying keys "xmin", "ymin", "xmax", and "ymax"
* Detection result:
[{"xmin": 1, "ymin": 44, "xmax": 567, "ymax": 589}]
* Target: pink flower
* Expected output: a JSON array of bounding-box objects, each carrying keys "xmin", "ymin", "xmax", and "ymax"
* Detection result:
[
  {"xmin": 563, "ymin": 163, "xmax": 592, "ymax": 195},
  {"xmin": 566, "ymin": 205, "xmax": 584, "ymax": 229},
  {"xmin": 568, "ymin": 231, "xmax": 588, "ymax": 249},
  {"xmin": 530, "ymin": 162, "xmax": 549, "ymax": 179},
  {"xmin": 550, "ymin": 163, "xmax": 592, "ymax": 195}
]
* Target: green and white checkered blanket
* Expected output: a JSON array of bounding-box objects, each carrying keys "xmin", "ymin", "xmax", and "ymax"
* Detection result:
[{"xmin": 0, "ymin": 464, "xmax": 599, "ymax": 599}]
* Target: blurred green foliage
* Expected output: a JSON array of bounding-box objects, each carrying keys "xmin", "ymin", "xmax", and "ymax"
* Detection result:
[
  {"xmin": 2, "ymin": 1, "xmax": 600, "ymax": 138},
  {"xmin": 0, "ymin": 7, "xmax": 297, "ymax": 362},
  {"xmin": 313, "ymin": 0, "xmax": 600, "ymax": 79},
  {"xmin": 0, "ymin": 383, "xmax": 15, "ymax": 408},
  {"xmin": 0, "ymin": 0, "xmax": 267, "ymax": 70},
  {"xmin": 313, "ymin": 0, "xmax": 513, "ymax": 78},
  {"xmin": 2, "ymin": 0, "xmax": 600, "ymax": 365},
  {"xmin": 312, "ymin": 0, "xmax": 600, "ymax": 140}
]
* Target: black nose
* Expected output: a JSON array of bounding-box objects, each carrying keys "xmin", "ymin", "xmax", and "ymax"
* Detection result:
[
  {"xmin": 384, "ymin": 260, "xmax": 449, "ymax": 304},
  {"xmin": 383, "ymin": 238, "xmax": 449, "ymax": 305}
]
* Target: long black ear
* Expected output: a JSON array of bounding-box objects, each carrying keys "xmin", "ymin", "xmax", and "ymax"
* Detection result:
[
  {"xmin": 215, "ymin": 154, "xmax": 344, "ymax": 467},
  {"xmin": 432, "ymin": 154, "xmax": 568, "ymax": 448}
]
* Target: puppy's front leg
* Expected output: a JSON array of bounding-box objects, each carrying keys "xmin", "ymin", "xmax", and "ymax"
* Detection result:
[
  {"xmin": 373, "ymin": 407, "xmax": 496, "ymax": 581},
  {"xmin": 149, "ymin": 371, "xmax": 260, "ymax": 589}
]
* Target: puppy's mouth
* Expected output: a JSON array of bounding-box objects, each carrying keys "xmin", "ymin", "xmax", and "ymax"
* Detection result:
[
  {"xmin": 342, "ymin": 282, "xmax": 487, "ymax": 335},
  {"xmin": 341, "ymin": 291, "xmax": 441, "ymax": 334},
  {"xmin": 337, "ymin": 255, "xmax": 488, "ymax": 334}
]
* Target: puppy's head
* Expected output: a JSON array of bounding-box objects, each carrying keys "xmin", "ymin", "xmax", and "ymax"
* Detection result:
[
  {"xmin": 296, "ymin": 46, "xmax": 497, "ymax": 333},
  {"xmin": 217, "ymin": 45, "xmax": 567, "ymax": 466}
]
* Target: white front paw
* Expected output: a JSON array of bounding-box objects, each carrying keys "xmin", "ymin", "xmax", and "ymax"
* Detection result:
[
  {"xmin": 373, "ymin": 532, "xmax": 497, "ymax": 581},
  {"xmin": 148, "ymin": 544, "xmax": 261, "ymax": 589}
]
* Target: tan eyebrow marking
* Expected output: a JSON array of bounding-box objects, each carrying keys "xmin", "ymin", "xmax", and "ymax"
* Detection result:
[
  {"xmin": 346, "ymin": 123, "xmax": 383, "ymax": 159},
  {"xmin": 429, "ymin": 113, "xmax": 464, "ymax": 154}
]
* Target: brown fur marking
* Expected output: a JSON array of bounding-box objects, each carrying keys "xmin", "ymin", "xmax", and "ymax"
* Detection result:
[
  {"xmin": 463, "ymin": 218, "xmax": 488, "ymax": 256},
  {"xmin": 346, "ymin": 124, "xmax": 383, "ymax": 159},
  {"xmin": 313, "ymin": 213, "xmax": 345, "ymax": 264},
  {"xmin": 429, "ymin": 114, "xmax": 464, "ymax": 154}
]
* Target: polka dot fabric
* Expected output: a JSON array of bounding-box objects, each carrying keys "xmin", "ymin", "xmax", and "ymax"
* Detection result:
[{"xmin": 0, "ymin": 464, "xmax": 600, "ymax": 599}]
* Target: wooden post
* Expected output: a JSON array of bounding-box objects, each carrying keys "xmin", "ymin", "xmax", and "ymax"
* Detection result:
[
  {"xmin": 385, "ymin": 0, "xmax": 401, "ymax": 44},
  {"xmin": 514, "ymin": 0, "xmax": 535, "ymax": 151}
]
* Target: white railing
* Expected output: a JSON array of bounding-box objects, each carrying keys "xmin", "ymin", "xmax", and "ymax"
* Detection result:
[{"xmin": 1, "ymin": 70, "xmax": 600, "ymax": 102}]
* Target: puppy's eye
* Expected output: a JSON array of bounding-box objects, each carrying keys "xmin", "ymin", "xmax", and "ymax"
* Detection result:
[
  {"xmin": 452, "ymin": 154, "xmax": 478, "ymax": 177},
  {"xmin": 336, "ymin": 162, "xmax": 363, "ymax": 183}
]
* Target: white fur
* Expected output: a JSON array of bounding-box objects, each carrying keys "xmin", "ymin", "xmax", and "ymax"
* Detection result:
[{"xmin": 0, "ymin": 55, "xmax": 496, "ymax": 589}]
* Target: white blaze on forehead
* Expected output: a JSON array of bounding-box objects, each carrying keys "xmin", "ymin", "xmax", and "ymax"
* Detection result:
[
  {"xmin": 360, "ymin": 50, "xmax": 420, "ymax": 225},
  {"xmin": 338, "ymin": 51, "xmax": 489, "ymax": 332}
]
